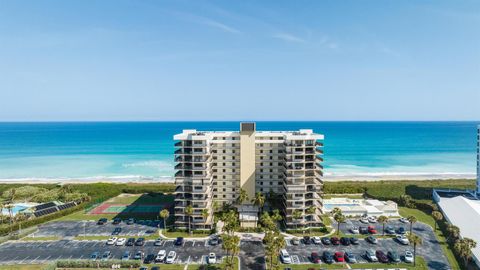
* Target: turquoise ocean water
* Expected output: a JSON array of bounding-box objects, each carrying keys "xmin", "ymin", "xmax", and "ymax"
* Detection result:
[{"xmin": 0, "ymin": 122, "xmax": 478, "ymax": 181}]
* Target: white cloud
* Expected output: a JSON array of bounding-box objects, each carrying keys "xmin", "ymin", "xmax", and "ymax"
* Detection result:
[{"xmin": 272, "ymin": 33, "xmax": 306, "ymax": 43}]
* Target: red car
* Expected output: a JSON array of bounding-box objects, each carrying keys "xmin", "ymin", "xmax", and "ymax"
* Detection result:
[
  {"xmin": 330, "ymin": 237, "xmax": 340, "ymax": 245},
  {"xmin": 310, "ymin": 252, "xmax": 320, "ymax": 263},
  {"xmin": 368, "ymin": 226, "xmax": 377, "ymax": 234},
  {"xmin": 334, "ymin": 251, "xmax": 345, "ymax": 262}
]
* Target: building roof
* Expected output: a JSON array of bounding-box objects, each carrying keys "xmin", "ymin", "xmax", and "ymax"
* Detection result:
[{"xmin": 437, "ymin": 196, "xmax": 480, "ymax": 262}]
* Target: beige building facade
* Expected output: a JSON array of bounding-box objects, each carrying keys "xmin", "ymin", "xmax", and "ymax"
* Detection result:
[{"xmin": 173, "ymin": 123, "xmax": 324, "ymax": 230}]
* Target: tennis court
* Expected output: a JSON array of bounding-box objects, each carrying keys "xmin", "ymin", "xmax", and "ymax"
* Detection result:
[{"xmin": 88, "ymin": 193, "xmax": 173, "ymax": 217}]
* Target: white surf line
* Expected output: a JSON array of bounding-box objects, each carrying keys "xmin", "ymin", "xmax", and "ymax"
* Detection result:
[
  {"xmin": 30, "ymin": 256, "xmax": 40, "ymax": 264},
  {"xmin": 41, "ymin": 255, "xmax": 51, "ymax": 263}
]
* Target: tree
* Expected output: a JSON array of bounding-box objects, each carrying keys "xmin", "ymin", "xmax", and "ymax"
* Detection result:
[
  {"xmin": 292, "ymin": 210, "xmax": 303, "ymax": 229},
  {"xmin": 264, "ymin": 230, "xmax": 285, "ymax": 270},
  {"xmin": 0, "ymin": 202, "xmax": 3, "ymax": 224},
  {"xmin": 407, "ymin": 215, "xmax": 417, "ymax": 234},
  {"xmin": 334, "ymin": 213, "xmax": 346, "ymax": 235},
  {"xmin": 159, "ymin": 209, "xmax": 169, "ymax": 231},
  {"xmin": 432, "ymin": 211, "xmax": 443, "ymax": 231},
  {"xmin": 330, "ymin": 207, "xmax": 342, "ymax": 216},
  {"xmin": 260, "ymin": 212, "xmax": 276, "ymax": 231},
  {"xmin": 407, "ymin": 233, "xmax": 422, "ymax": 266},
  {"xmin": 184, "ymin": 205, "xmax": 193, "ymax": 234},
  {"xmin": 271, "ymin": 209, "xmax": 282, "ymax": 222},
  {"xmin": 454, "ymin": 238, "xmax": 477, "ymax": 266},
  {"xmin": 252, "ymin": 192, "xmax": 266, "ymax": 213},
  {"xmin": 446, "ymin": 224, "xmax": 460, "ymax": 243},
  {"xmin": 236, "ymin": 188, "xmax": 249, "ymax": 205},
  {"xmin": 220, "ymin": 209, "xmax": 239, "ymax": 236},
  {"xmin": 377, "ymin": 215, "xmax": 389, "ymax": 236},
  {"xmin": 201, "ymin": 209, "xmax": 209, "ymax": 229},
  {"xmin": 221, "ymin": 234, "xmax": 240, "ymax": 270},
  {"xmin": 399, "ymin": 195, "xmax": 413, "ymax": 207}
]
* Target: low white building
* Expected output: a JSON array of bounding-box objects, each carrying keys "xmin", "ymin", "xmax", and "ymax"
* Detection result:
[
  {"xmin": 322, "ymin": 198, "xmax": 398, "ymax": 217},
  {"xmin": 436, "ymin": 195, "xmax": 480, "ymax": 267}
]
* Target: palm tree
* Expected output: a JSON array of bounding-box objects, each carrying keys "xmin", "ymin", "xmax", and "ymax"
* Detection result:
[
  {"xmin": 377, "ymin": 215, "xmax": 389, "ymax": 236},
  {"xmin": 330, "ymin": 207, "xmax": 342, "ymax": 216},
  {"xmin": 408, "ymin": 233, "xmax": 422, "ymax": 266},
  {"xmin": 292, "ymin": 210, "xmax": 303, "ymax": 229},
  {"xmin": 446, "ymin": 224, "xmax": 460, "ymax": 243},
  {"xmin": 236, "ymin": 188, "xmax": 249, "ymax": 205},
  {"xmin": 201, "ymin": 208, "xmax": 209, "ymax": 229},
  {"xmin": 0, "ymin": 202, "xmax": 4, "ymax": 224},
  {"xmin": 271, "ymin": 209, "xmax": 282, "ymax": 222},
  {"xmin": 159, "ymin": 209, "xmax": 169, "ymax": 231},
  {"xmin": 399, "ymin": 195, "xmax": 413, "ymax": 207},
  {"xmin": 432, "ymin": 211, "xmax": 443, "ymax": 231},
  {"xmin": 184, "ymin": 205, "xmax": 193, "ymax": 234},
  {"xmin": 454, "ymin": 237, "xmax": 477, "ymax": 266},
  {"xmin": 407, "ymin": 215, "xmax": 417, "ymax": 234},
  {"xmin": 334, "ymin": 213, "xmax": 346, "ymax": 235},
  {"xmin": 6, "ymin": 188, "xmax": 16, "ymax": 227},
  {"xmin": 251, "ymin": 192, "xmax": 266, "ymax": 213}
]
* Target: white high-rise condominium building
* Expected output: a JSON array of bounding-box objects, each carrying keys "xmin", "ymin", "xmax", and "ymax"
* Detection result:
[
  {"xmin": 477, "ymin": 125, "xmax": 480, "ymax": 195},
  {"xmin": 173, "ymin": 122, "xmax": 324, "ymax": 230}
]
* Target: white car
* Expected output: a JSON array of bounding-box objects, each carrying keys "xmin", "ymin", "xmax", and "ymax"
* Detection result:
[
  {"xmin": 154, "ymin": 238, "xmax": 163, "ymax": 246},
  {"xmin": 365, "ymin": 250, "xmax": 378, "ymax": 262},
  {"xmin": 350, "ymin": 226, "xmax": 360, "ymax": 234},
  {"xmin": 312, "ymin": 236, "xmax": 321, "ymax": 244},
  {"xmin": 404, "ymin": 250, "xmax": 414, "ymax": 263},
  {"xmin": 165, "ymin": 251, "xmax": 176, "ymax": 264},
  {"xmin": 368, "ymin": 216, "xmax": 377, "ymax": 223},
  {"xmin": 359, "ymin": 217, "xmax": 369, "ymax": 224},
  {"xmin": 106, "ymin": 237, "xmax": 117, "ymax": 245},
  {"xmin": 399, "ymin": 217, "xmax": 409, "ymax": 223},
  {"xmin": 207, "ymin": 253, "xmax": 216, "ymax": 264},
  {"xmin": 280, "ymin": 249, "xmax": 292, "ymax": 264},
  {"xmin": 116, "ymin": 238, "xmax": 126, "ymax": 246},
  {"xmin": 155, "ymin": 250, "xmax": 166, "ymax": 262},
  {"xmin": 396, "ymin": 235, "xmax": 410, "ymax": 245}
]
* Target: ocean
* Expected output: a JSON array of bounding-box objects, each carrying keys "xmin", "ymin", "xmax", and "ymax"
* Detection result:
[{"xmin": 0, "ymin": 121, "xmax": 478, "ymax": 182}]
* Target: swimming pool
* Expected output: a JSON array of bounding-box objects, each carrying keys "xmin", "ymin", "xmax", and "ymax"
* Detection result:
[{"xmin": 1, "ymin": 203, "xmax": 36, "ymax": 216}]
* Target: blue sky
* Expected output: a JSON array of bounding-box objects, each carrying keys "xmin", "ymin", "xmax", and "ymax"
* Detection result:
[{"xmin": 0, "ymin": 0, "xmax": 479, "ymax": 121}]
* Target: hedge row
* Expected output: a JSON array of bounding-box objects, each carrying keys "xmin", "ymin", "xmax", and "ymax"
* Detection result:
[{"xmin": 56, "ymin": 259, "xmax": 141, "ymax": 268}]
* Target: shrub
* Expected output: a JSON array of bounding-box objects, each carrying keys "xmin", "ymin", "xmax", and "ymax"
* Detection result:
[{"xmin": 56, "ymin": 259, "xmax": 141, "ymax": 268}]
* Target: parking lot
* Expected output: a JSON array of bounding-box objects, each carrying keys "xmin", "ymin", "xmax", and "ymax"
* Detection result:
[
  {"xmin": 0, "ymin": 239, "xmax": 225, "ymax": 265},
  {"xmin": 33, "ymin": 221, "xmax": 159, "ymax": 237}
]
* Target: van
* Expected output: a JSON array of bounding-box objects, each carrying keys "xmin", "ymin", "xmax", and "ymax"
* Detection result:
[{"xmin": 280, "ymin": 249, "xmax": 291, "ymax": 264}]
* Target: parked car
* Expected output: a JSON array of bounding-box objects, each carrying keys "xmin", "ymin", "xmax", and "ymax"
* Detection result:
[
  {"xmin": 312, "ymin": 236, "xmax": 321, "ymax": 245},
  {"xmin": 106, "ymin": 237, "xmax": 117, "ymax": 245},
  {"xmin": 112, "ymin": 218, "xmax": 122, "ymax": 225},
  {"xmin": 359, "ymin": 217, "xmax": 369, "ymax": 224},
  {"xmin": 139, "ymin": 267, "xmax": 147, "ymax": 270},
  {"xmin": 396, "ymin": 234, "xmax": 410, "ymax": 245},
  {"xmin": 334, "ymin": 251, "xmax": 345, "ymax": 262},
  {"xmin": 207, "ymin": 253, "xmax": 216, "ymax": 264},
  {"xmin": 366, "ymin": 235, "xmax": 378, "ymax": 244},
  {"xmin": 359, "ymin": 226, "xmax": 369, "ymax": 234},
  {"xmin": 330, "ymin": 237, "xmax": 340, "ymax": 245},
  {"xmin": 134, "ymin": 251, "xmax": 144, "ymax": 260},
  {"xmin": 345, "ymin": 252, "xmax": 357, "ymax": 263},
  {"xmin": 155, "ymin": 250, "xmax": 166, "ymax": 262},
  {"xmin": 280, "ymin": 249, "xmax": 292, "ymax": 264},
  {"xmin": 90, "ymin": 252, "xmax": 99, "ymax": 261},
  {"xmin": 144, "ymin": 254, "xmax": 155, "ymax": 264},
  {"xmin": 310, "ymin": 252, "xmax": 320, "ymax": 263},
  {"xmin": 376, "ymin": 250, "xmax": 389, "ymax": 263},
  {"xmin": 121, "ymin": 251, "xmax": 130, "ymax": 261},
  {"xmin": 165, "ymin": 251, "xmax": 177, "ymax": 264},
  {"xmin": 350, "ymin": 226, "xmax": 359, "ymax": 234},
  {"xmin": 397, "ymin": 227, "xmax": 406, "ymax": 235},
  {"xmin": 97, "ymin": 218, "xmax": 108, "ymax": 225},
  {"xmin": 388, "ymin": 251, "xmax": 401, "ymax": 262},
  {"xmin": 126, "ymin": 218, "xmax": 135, "ymax": 225},
  {"xmin": 112, "ymin": 227, "xmax": 122, "ymax": 235},
  {"xmin": 321, "ymin": 237, "xmax": 331, "ymax": 245},
  {"xmin": 135, "ymin": 238, "xmax": 145, "ymax": 246},
  {"xmin": 399, "ymin": 217, "xmax": 409, "ymax": 223},
  {"xmin": 151, "ymin": 267, "xmax": 160, "ymax": 270},
  {"xmin": 350, "ymin": 237, "xmax": 359, "ymax": 245},
  {"xmin": 385, "ymin": 226, "xmax": 395, "ymax": 234},
  {"xmin": 367, "ymin": 226, "xmax": 377, "ymax": 234},
  {"xmin": 404, "ymin": 250, "xmax": 414, "ymax": 263},
  {"xmin": 365, "ymin": 250, "xmax": 378, "ymax": 262},
  {"xmin": 209, "ymin": 236, "xmax": 220, "ymax": 246},
  {"xmin": 303, "ymin": 236, "xmax": 311, "ymax": 245},
  {"xmin": 101, "ymin": 251, "xmax": 111, "ymax": 261},
  {"xmin": 323, "ymin": 251, "xmax": 334, "ymax": 264},
  {"xmin": 154, "ymin": 238, "xmax": 162, "ymax": 246},
  {"xmin": 368, "ymin": 216, "xmax": 377, "ymax": 223},
  {"xmin": 175, "ymin": 237, "xmax": 184, "ymax": 246},
  {"xmin": 116, "ymin": 238, "xmax": 126, "ymax": 246},
  {"xmin": 126, "ymin": 238, "xmax": 135, "ymax": 246},
  {"xmin": 291, "ymin": 238, "xmax": 300, "ymax": 245},
  {"xmin": 340, "ymin": 237, "xmax": 350, "ymax": 246}
]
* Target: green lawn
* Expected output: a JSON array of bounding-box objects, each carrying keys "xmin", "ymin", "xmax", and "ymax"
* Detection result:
[
  {"xmin": 53, "ymin": 210, "xmax": 117, "ymax": 222},
  {"xmin": 287, "ymin": 257, "xmax": 427, "ymax": 270},
  {"xmin": 0, "ymin": 265, "xmax": 47, "ymax": 270},
  {"xmin": 399, "ymin": 207, "xmax": 461, "ymax": 270},
  {"xmin": 20, "ymin": 236, "xmax": 61, "ymax": 241}
]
